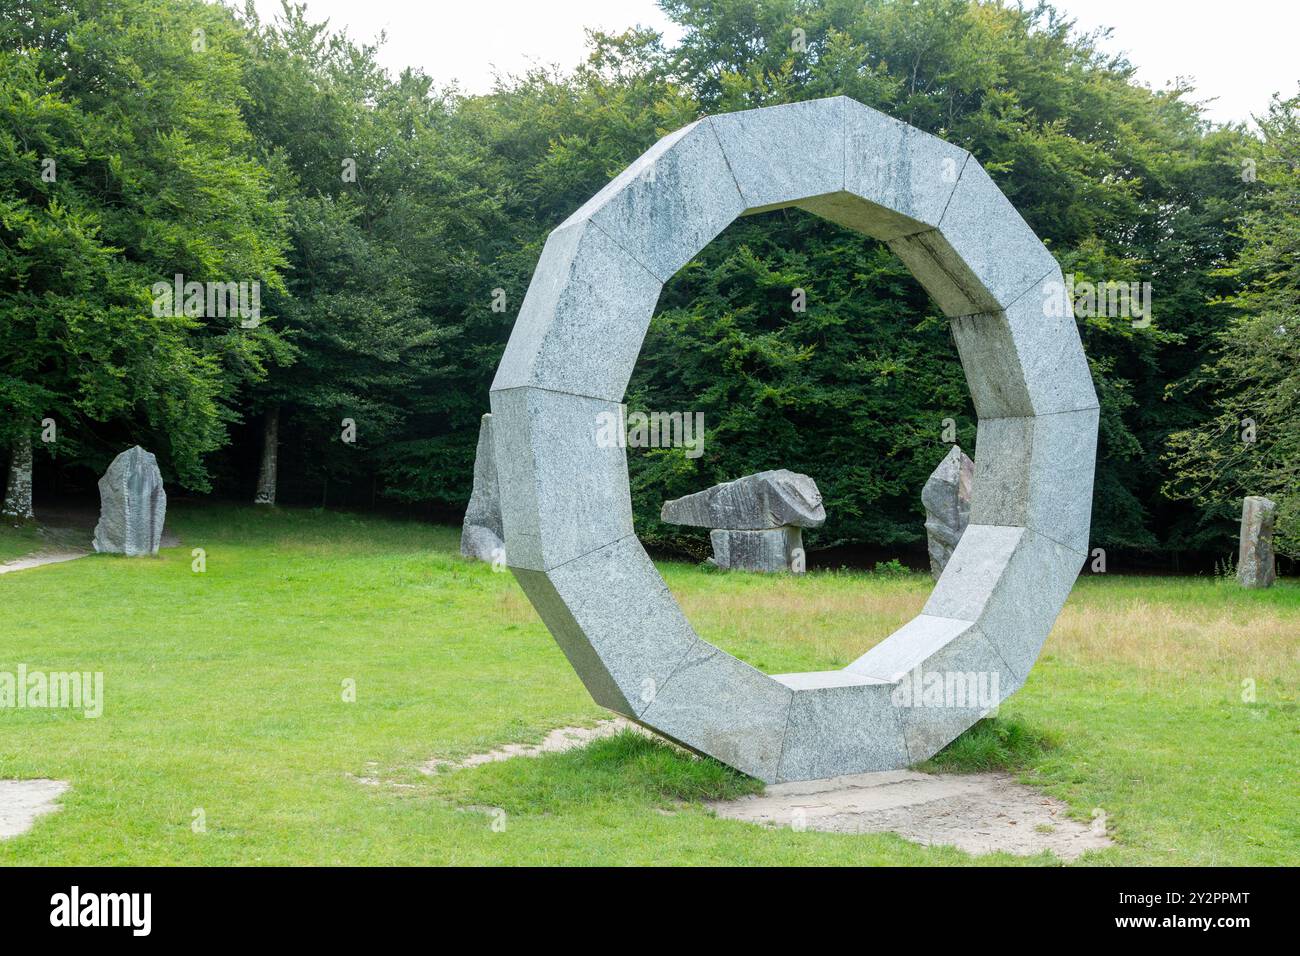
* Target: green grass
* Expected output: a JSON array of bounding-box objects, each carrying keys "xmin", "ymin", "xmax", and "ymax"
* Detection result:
[
  {"xmin": 0, "ymin": 522, "xmax": 41, "ymax": 563},
  {"xmin": 0, "ymin": 504, "xmax": 1295, "ymax": 865}
]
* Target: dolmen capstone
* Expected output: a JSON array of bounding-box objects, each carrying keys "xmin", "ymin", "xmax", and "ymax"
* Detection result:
[
  {"xmin": 922, "ymin": 445, "xmax": 974, "ymax": 578},
  {"xmin": 460, "ymin": 413, "xmax": 504, "ymax": 562},
  {"xmin": 1237, "ymin": 495, "xmax": 1277, "ymax": 589},
  {"xmin": 661, "ymin": 469, "xmax": 824, "ymax": 572},
  {"xmin": 92, "ymin": 446, "xmax": 167, "ymax": 557}
]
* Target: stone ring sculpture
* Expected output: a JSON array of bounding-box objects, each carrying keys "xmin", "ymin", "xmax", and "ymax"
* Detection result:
[{"xmin": 489, "ymin": 97, "xmax": 1097, "ymax": 783}]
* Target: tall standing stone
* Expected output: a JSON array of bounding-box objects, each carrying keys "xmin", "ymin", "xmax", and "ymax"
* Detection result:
[
  {"xmin": 2, "ymin": 434, "xmax": 35, "ymax": 524},
  {"xmin": 922, "ymin": 445, "xmax": 974, "ymax": 578},
  {"xmin": 1237, "ymin": 496, "xmax": 1277, "ymax": 589},
  {"xmin": 93, "ymin": 446, "xmax": 167, "ymax": 556},
  {"xmin": 461, "ymin": 414, "xmax": 504, "ymax": 562},
  {"xmin": 254, "ymin": 405, "xmax": 279, "ymax": 506}
]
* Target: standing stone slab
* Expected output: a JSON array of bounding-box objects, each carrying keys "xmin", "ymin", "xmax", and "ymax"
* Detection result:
[
  {"xmin": 92, "ymin": 446, "xmax": 166, "ymax": 557},
  {"xmin": 460, "ymin": 413, "xmax": 504, "ymax": 562},
  {"xmin": 491, "ymin": 97, "xmax": 1097, "ymax": 782},
  {"xmin": 922, "ymin": 445, "xmax": 974, "ymax": 578},
  {"xmin": 661, "ymin": 470, "xmax": 825, "ymax": 529},
  {"xmin": 710, "ymin": 527, "xmax": 803, "ymax": 573},
  {"xmin": 1237, "ymin": 496, "xmax": 1277, "ymax": 589}
]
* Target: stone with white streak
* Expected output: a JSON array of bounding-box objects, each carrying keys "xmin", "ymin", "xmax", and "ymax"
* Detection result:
[
  {"xmin": 1237, "ymin": 496, "xmax": 1277, "ymax": 589},
  {"xmin": 922, "ymin": 445, "xmax": 974, "ymax": 578},
  {"xmin": 661, "ymin": 470, "xmax": 825, "ymax": 530},
  {"xmin": 92, "ymin": 446, "xmax": 167, "ymax": 557}
]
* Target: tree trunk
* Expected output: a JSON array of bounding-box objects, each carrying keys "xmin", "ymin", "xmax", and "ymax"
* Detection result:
[
  {"xmin": 2, "ymin": 434, "xmax": 35, "ymax": 523},
  {"xmin": 254, "ymin": 406, "xmax": 280, "ymax": 506}
]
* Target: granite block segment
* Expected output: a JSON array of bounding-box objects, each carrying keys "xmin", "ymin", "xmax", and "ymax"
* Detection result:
[
  {"xmin": 711, "ymin": 97, "xmax": 845, "ymax": 212},
  {"xmin": 488, "ymin": 386, "xmax": 632, "ymax": 572},
  {"xmin": 888, "ymin": 159, "xmax": 1059, "ymax": 317},
  {"xmin": 559, "ymin": 120, "xmax": 746, "ymax": 282},
  {"xmin": 846, "ymin": 614, "xmax": 978, "ymax": 682},
  {"xmin": 775, "ymin": 676, "xmax": 909, "ymax": 782},
  {"xmin": 710, "ymin": 527, "xmax": 803, "ymax": 572},
  {"xmin": 832, "ymin": 98, "xmax": 970, "ymax": 239},
  {"xmin": 513, "ymin": 535, "xmax": 699, "ymax": 718},
  {"xmin": 1237, "ymin": 496, "xmax": 1277, "ymax": 589},
  {"xmin": 640, "ymin": 641, "xmax": 793, "ymax": 782},
  {"xmin": 924, "ymin": 524, "xmax": 1082, "ymax": 682},
  {"xmin": 969, "ymin": 406, "xmax": 1099, "ymax": 555},
  {"xmin": 490, "ymin": 218, "xmax": 663, "ymax": 403},
  {"xmin": 885, "ymin": 623, "xmax": 1014, "ymax": 764},
  {"xmin": 660, "ymin": 469, "xmax": 825, "ymax": 529},
  {"xmin": 461, "ymin": 414, "xmax": 505, "ymax": 561},
  {"xmin": 950, "ymin": 269, "xmax": 1098, "ymax": 419},
  {"xmin": 92, "ymin": 446, "xmax": 167, "ymax": 557},
  {"xmin": 923, "ymin": 445, "xmax": 974, "ymax": 578}
]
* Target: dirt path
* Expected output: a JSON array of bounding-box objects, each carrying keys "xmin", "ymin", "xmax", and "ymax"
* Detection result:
[
  {"xmin": 421, "ymin": 719, "xmax": 639, "ymax": 774},
  {"xmin": 0, "ymin": 780, "xmax": 70, "ymax": 839},
  {"xmin": 707, "ymin": 769, "xmax": 1113, "ymax": 859},
  {"xmin": 416, "ymin": 721, "xmax": 1108, "ymax": 859},
  {"xmin": 0, "ymin": 550, "xmax": 90, "ymax": 575}
]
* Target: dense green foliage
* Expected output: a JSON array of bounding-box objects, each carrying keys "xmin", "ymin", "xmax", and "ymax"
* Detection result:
[
  {"xmin": 1, "ymin": 0, "xmax": 1293, "ymax": 560},
  {"xmin": 1165, "ymin": 93, "xmax": 1300, "ymax": 558}
]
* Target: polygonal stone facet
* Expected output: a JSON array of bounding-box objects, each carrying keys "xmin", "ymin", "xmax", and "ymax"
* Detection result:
[
  {"xmin": 814, "ymin": 98, "xmax": 970, "ymax": 240},
  {"xmin": 639, "ymin": 642, "xmax": 793, "ymax": 782},
  {"xmin": 513, "ymin": 535, "xmax": 699, "ymax": 718},
  {"xmin": 774, "ymin": 673, "xmax": 909, "ymax": 782},
  {"xmin": 560, "ymin": 120, "xmax": 746, "ymax": 282},
  {"xmin": 969, "ymin": 406, "xmax": 1099, "ymax": 555},
  {"xmin": 489, "ymin": 386, "xmax": 632, "ymax": 572},
  {"xmin": 491, "ymin": 219, "xmax": 663, "ymax": 402},
  {"xmin": 924, "ymin": 524, "xmax": 1083, "ymax": 681},
  {"xmin": 712, "ymin": 97, "xmax": 846, "ymax": 213},
  {"xmin": 889, "ymin": 159, "xmax": 1060, "ymax": 316},
  {"xmin": 949, "ymin": 268, "xmax": 1098, "ymax": 418}
]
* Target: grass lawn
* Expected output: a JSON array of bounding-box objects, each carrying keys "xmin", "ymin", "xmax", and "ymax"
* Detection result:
[
  {"xmin": 0, "ymin": 506, "xmax": 1295, "ymax": 865},
  {"xmin": 0, "ymin": 523, "xmax": 41, "ymax": 563}
]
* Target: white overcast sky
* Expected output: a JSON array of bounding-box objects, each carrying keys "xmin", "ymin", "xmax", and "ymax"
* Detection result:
[{"xmin": 248, "ymin": 0, "xmax": 1298, "ymax": 125}]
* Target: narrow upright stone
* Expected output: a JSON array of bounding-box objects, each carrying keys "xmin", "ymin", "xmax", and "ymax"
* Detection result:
[
  {"xmin": 460, "ymin": 413, "xmax": 504, "ymax": 562},
  {"xmin": 93, "ymin": 446, "xmax": 167, "ymax": 557},
  {"xmin": 922, "ymin": 445, "xmax": 974, "ymax": 578},
  {"xmin": 1237, "ymin": 496, "xmax": 1277, "ymax": 589},
  {"xmin": 661, "ymin": 470, "xmax": 825, "ymax": 530}
]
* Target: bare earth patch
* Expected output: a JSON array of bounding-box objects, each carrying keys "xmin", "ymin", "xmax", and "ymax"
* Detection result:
[
  {"xmin": 0, "ymin": 779, "xmax": 70, "ymax": 839},
  {"xmin": 707, "ymin": 769, "xmax": 1113, "ymax": 860},
  {"xmin": 0, "ymin": 550, "xmax": 90, "ymax": 575},
  {"xmin": 421, "ymin": 719, "xmax": 640, "ymax": 774}
]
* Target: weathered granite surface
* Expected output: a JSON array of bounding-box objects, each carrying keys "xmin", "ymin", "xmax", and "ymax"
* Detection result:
[
  {"xmin": 1237, "ymin": 496, "xmax": 1277, "ymax": 589},
  {"xmin": 661, "ymin": 469, "xmax": 825, "ymax": 530},
  {"xmin": 922, "ymin": 445, "xmax": 974, "ymax": 578},
  {"xmin": 92, "ymin": 446, "xmax": 166, "ymax": 557},
  {"xmin": 710, "ymin": 527, "xmax": 803, "ymax": 573},
  {"xmin": 460, "ymin": 413, "xmax": 504, "ymax": 562},
  {"xmin": 489, "ymin": 97, "xmax": 1097, "ymax": 782}
]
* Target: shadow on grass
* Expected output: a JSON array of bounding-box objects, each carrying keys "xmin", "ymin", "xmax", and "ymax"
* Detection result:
[
  {"xmin": 429, "ymin": 731, "xmax": 762, "ymax": 814},
  {"xmin": 919, "ymin": 715, "xmax": 1059, "ymax": 774}
]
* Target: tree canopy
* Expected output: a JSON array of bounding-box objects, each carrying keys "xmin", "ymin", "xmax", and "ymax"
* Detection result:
[{"xmin": 1, "ymin": 0, "xmax": 1291, "ymax": 563}]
